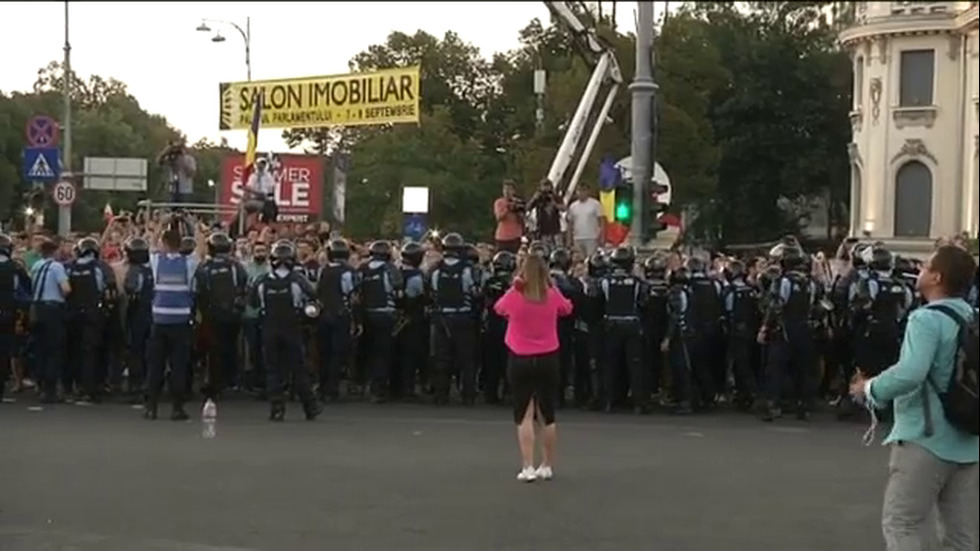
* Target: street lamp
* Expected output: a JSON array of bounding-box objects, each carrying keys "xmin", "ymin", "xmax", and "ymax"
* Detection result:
[{"xmin": 195, "ymin": 17, "xmax": 251, "ymax": 81}]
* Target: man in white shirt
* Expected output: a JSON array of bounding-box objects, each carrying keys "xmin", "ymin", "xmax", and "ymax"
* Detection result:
[
  {"xmin": 566, "ymin": 185, "xmax": 605, "ymax": 256},
  {"xmin": 245, "ymin": 158, "xmax": 278, "ymax": 224}
]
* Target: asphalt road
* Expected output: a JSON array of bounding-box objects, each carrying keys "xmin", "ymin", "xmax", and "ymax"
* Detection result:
[{"xmin": 1, "ymin": 399, "xmax": 890, "ymax": 551}]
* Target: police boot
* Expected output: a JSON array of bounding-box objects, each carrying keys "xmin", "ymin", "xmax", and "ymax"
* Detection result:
[
  {"xmin": 759, "ymin": 401, "xmax": 782, "ymax": 423},
  {"xmin": 795, "ymin": 403, "xmax": 810, "ymax": 422},
  {"xmin": 269, "ymin": 401, "xmax": 286, "ymax": 422},
  {"xmin": 303, "ymin": 400, "xmax": 323, "ymax": 421},
  {"xmin": 170, "ymin": 402, "xmax": 190, "ymax": 422},
  {"xmin": 143, "ymin": 400, "xmax": 158, "ymax": 421}
]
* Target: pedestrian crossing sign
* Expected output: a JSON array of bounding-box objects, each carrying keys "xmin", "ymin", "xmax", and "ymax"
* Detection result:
[{"xmin": 22, "ymin": 146, "xmax": 61, "ymax": 182}]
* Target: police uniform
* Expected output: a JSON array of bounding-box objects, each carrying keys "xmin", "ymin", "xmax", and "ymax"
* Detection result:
[
  {"xmin": 0, "ymin": 236, "xmax": 31, "ymax": 401},
  {"xmin": 195, "ymin": 233, "xmax": 249, "ymax": 395},
  {"xmin": 482, "ymin": 250, "xmax": 516, "ymax": 404},
  {"xmin": 122, "ymin": 237, "xmax": 154, "ymax": 401},
  {"xmin": 665, "ymin": 267, "xmax": 697, "ymax": 413},
  {"xmin": 252, "ymin": 241, "xmax": 321, "ymax": 421},
  {"xmin": 316, "ymin": 239, "xmax": 358, "ymax": 401},
  {"xmin": 549, "ymin": 249, "xmax": 577, "ymax": 408},
  {"xmin": 357, "ymin": 241, "xmax": 404, "ymax": 402},
  {"xmin": 723, "ymin": 261, "xmax": 760, "ymax": 410},
  {"xmin": 594, "ymin": 246, "xmax": 648, "ymax": 413},
  {"xmin": 760, "ymin": 247, "xmax": 817, "ymax": 421},
  {"xmin": 848, "ymin": 247, "xmax": 911, "ymax": 377},
  {"xmin": 65, "ymin": 238, "xmax": 109, "ymax": 402},
  {"xmin": 145, "ymin": 248, "xmax": 199, "ymax": 421},
  {"xmin": 428, "ymin": 233, "xmax": 479, "ymax": 405},
  {"xmin": 393, "ymin": 241, "xmax": 427, "ymax": 400},
  {"xmin": 583, "ymin": 251, "xmax": 611, "ymax": 408},
  {"xmin": 642, "ymin": 255, "xmax": 670, "ymax": 398},
  {"xmin": 686, "ymin": 257, "xmax": 724, "ymax": 401}
]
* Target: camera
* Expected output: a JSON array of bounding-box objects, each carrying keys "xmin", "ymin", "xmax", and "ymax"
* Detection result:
[{"xmin": 508, "ymin": 197, "xmax": 526, "ymax": 213}]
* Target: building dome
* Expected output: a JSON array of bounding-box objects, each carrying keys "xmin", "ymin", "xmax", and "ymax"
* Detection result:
[{"xmin": 839, "ymin": 1, "xmax": 978, "ymax": 255}]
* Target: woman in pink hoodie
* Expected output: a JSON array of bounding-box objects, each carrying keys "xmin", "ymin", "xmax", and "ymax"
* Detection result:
[{"xmin": 494, "ymin": 254, "xmax": 574, "ymax": 482}]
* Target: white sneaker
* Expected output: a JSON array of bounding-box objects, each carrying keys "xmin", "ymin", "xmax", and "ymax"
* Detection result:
[
  {"xmin": 517, "ymin": 466, "xmax": 537, "ymax": 482},
  {"xmin": 535, "ymin": 465, "xmax": 554, "ymax": 480}
]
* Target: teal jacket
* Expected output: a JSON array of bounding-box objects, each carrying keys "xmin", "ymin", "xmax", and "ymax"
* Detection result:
[
  {"xmin": 867, "ymin": 297, "xmax": 978, "ymax": 464},
  {"xmin": 243, "ymin": 260, "xmax": 272, "ymax": 319}
]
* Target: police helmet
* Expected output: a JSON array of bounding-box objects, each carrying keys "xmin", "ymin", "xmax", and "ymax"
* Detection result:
[
  {"xmin": 686, "ymin": 256, "xmax": 706, "ymax": 274},
  {"xmin": 609, "ymin": 245, "xmax": 635, "ymax": 270},
  {"xmin": 207, "ymin": 232, "xmax": 233, "ymax": 256},
  {"xmin": 491, "ymin": 250, "xmax": 517, "ymax": 273},
  {"xmin": 851, "ymin": 243, "xmax": 869, "ymax": 269},
  {"xmin": 779, "ymin": 246, "xmax": 806, "ymax": 271},
  {"xmin": 77, "ymin": 237, "xmax": 100, "ymax": 259},
  {"xmin": 179, "ymin": 236, "xmax": 196, "ymax": 256},
  {"xmin": 587, "ymin": 251, "xmax": 609, "ymax": 277},
  {"xmin": 768, "ymin": 243, "xmax": 787, "ymax": 264},
  {"xmin": 869, "ymin": 246, "xmax": 894, "ymax": 271},
  {"xmin": 400, "ymin": 241, "xmax": 424, "ymax": 267},
  {"xmin": 669, "ymin": 266, "xmax": 690, "ymax": 286},
  {"xmin": 0, "ymin": 234, "xmax": 12, "ymax": 257},
  {"xmin": 441, "ymin": 232, "xmax": 465, "ymax": 258},
  {"xmin": 327, "ymin": 238, "xmax": 351, "ymax": 261},
  {"xmin": 271, "ymin": 240, "xmax": 296, "ymax": 268},
  {"xmin": 549, "ymin": 248, "xmax": 572, "ymax": 272},
  {"xmin": 726, "ymin": 259, "xmax": 746, "ymax": 281},
  {"xmin": 124, "ymin": 236, "xmax": 150, "ymax": 265},
  {"xmin": 893, "ymin": 256, "xmax": 915, "ymax": 277},
  {"xmin": 368, "ymin": 240, "xmax": 392, "ymax": 261},
  {"xmin": 643, "ymin": 254, "xmax": 668, "ymax": 278},
  {"xmin": 527, "ymin": 241, "xmax": 549, "ymax": 259}
]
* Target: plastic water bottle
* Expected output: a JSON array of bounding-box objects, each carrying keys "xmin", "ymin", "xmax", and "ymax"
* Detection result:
[{"xmin": 202, "ymin": 399, "xmax": 217, "ymax": 439}]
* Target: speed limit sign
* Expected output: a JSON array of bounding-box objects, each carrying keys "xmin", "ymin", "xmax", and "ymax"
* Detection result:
[{"xmin": 53, "ymin": 181, "xmax": 76, "ymax": 206}]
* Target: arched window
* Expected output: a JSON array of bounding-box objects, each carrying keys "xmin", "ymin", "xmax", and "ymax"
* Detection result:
[
  {"xmin": 894, "ymin": 161, "xmax": 932, "ymax": 238},
  {"xmin": 854, "ymin": 57, "xmax": 864, "ymax": 108}
]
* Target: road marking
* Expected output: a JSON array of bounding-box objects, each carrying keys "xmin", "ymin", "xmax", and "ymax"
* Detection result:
[
  {"xmin": 684, "ymin": 432, "xmax": 705, "ymax": 438},
  {"xmin": 26, "ymin": 406, "xmax": 44, "ymax": 412}
]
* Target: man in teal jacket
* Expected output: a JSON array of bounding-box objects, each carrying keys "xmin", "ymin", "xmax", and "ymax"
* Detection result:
[{"xmin": 851, "ymin": 245, "xmax": 978, "ymax": 550}]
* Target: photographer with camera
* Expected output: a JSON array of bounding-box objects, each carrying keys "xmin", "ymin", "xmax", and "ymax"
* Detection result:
[
  {"xmin": 493, "ymin": 180, "xmax": 525, "ymax": 254},
  {"xmin": 156, "ymin": 140, "xmax": 197, "ymax": 204},
  {"xmin": 528, "ymin": 178, "xmax": 564, "ymax": 248}
]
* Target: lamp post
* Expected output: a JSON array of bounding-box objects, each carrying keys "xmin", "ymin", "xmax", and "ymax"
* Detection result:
[{"xmin": 196, "ymin": 17, "xmax": 251, "ymax": 81}]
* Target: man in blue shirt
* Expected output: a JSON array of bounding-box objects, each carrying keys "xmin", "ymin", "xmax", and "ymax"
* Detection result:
[
  {"xmin": 851, "ymin": 245, "xmax": 979, "ymax": 550},
  {"xmin": 144, "ymin": 228, "xmax": 198, "ymax": 421},
  {"xmin": 29, "ymin": 238, "xmax": 71, "ymax": 404}
]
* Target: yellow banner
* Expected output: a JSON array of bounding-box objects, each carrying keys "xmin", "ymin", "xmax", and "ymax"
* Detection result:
[{"xmin": 218, "ymin": 66, "xmax": 421, "ymax": 131}]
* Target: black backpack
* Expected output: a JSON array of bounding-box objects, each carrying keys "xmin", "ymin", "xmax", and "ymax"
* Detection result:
[{"xmin": 927, "ymin": 305, "xmax": 979, "ymax": 436}]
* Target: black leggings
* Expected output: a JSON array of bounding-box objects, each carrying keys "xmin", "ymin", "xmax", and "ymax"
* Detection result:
[{"xmin": 507, "ymin": 350, "xmax": 560, "ymax": 425}]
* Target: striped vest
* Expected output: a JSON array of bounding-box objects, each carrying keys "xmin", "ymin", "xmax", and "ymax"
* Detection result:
[{"xmin": 152, "ymin": 254, "xmax": 193, "ymax": 325}]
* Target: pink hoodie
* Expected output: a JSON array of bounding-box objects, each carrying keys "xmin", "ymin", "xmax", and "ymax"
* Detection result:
[{"xmin": 493, "ymin": 284, "xmax": 573, "ymax": 356}]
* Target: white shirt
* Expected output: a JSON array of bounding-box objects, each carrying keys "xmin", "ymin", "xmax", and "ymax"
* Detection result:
[
  {"xmin": 247, "ymin": 170, "xmax": 276, "ymax": 196},
  {"xmin": 566, "ymin": 197, "xmax": 603, "ymax": 240}
]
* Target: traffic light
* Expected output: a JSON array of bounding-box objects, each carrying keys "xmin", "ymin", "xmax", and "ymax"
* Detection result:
[
  {"xmin": 613, "ymin": 181, "xmax": 634, "ymax": 224},
  {"xmin": 645, "ymin": 180, "xmax": 669, "ymax": 238}
]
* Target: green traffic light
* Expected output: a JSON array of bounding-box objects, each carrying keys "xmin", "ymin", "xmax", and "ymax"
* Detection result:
[{"xmin": 614, "ymin": 202, "xmax": 631, "ymax": 221}]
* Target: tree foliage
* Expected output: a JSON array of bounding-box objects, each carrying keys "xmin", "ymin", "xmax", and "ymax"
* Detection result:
[{"xmin": 2, "ymin": 3, "xmax": 852, "ymax": 243}]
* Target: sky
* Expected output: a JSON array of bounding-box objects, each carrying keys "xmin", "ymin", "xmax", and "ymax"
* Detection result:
[{"xmin": 1, "ymin": 1, "xmax": 642, "ymax": 153}]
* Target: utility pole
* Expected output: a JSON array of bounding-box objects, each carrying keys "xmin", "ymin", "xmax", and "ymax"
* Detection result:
[
  {"xmin": 60, "ymin": 0, "xmax": 73, "ymax": 236},
  {"xmin": 628, "ymin": 1, "xmax": 656, "ymax": 247}
]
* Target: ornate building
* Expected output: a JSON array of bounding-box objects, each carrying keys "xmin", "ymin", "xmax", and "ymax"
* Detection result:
[{"xmin": 840, "ymin": 1, "xmax": 979, "ymax": 254}]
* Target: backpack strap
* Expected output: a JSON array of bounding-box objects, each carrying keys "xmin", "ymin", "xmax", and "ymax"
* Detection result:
[{"xmin": 921, "ymin": 304, "xmax": 969, "ymax": 437}]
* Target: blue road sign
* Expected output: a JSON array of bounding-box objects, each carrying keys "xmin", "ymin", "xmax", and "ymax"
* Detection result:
[
  {"xmin": 403, "ymin": 213, "xmax": 427, "ymax": 241},
  {"xmin": 22, "ymin": 147, "xmax": 61, "ymax": 182}
]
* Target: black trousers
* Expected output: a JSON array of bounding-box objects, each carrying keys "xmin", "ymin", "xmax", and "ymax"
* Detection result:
[
  {"xmin": 363, "ymin": 314, "xmax": 396, "ymax": 398},
  {"xmin": 31, "ymin": 303, "xmax": 65, "ymax": 397},
  {"xmin": 0, "ymin": 319, "xmax": 13, "ymax": 397},
  {"xmin": 126, "ymin": 310, "xmax": 152, "ymax": 394},
  {"xmin": 67, "ymin": 312, "xmax": 103, "ymax": 397},
  {"xmin": 318, "ymin": 315, "xmax": 351, "ymax": 398},
  {"xmin": 431, "ymin": 315, "xmax": 477, "ymax": 402},
  {"xmin": 264, "ymin": 326, "xmax": 313, "ymax": 404},
  {"xmin": 393, "ymin": 318, "xmax": 426, "ymax": 398},
  {"xmin": 764, "ymin": 324, "xmax": 816, "ymax": 409},
  {"xmin": 602, "ymin": 321, "xmax": 646, "ymax": 408},
  {"xmin": 482, "ymin": 316, "xmax": 508, "ymax": 402},
  {"xmin": 146, "ymin": 323, "xmax": 193, "ymax": 405},
  {"xmin": 206, "ymin": 319, "xmax": 242, "ymax": 394}
]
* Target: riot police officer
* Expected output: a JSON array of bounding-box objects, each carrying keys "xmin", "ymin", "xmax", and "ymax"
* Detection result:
[
  {"xmin": 594, "ymin": 245, "xmax": 648, "ymax": 414},
  {"xmin": 179, "ymin": 235, "xmax": 197, "ymax": 257},
  {"xmin": 357, "ymin": 240, "xmax": 404, "ymax": 403},
  {"xmin": 642, "ymin": 254, "xmax": 670, "ymax": 398},
  {"xmin": 664, "ymin": 266, "xmax": 696, "ymax": 414},
  {"xmin": 758, "ymin": 246, "xmax": 816, "ymax": 422},
  {"xmin": 0, "ymin": 234, "xmax": 31, "ymax": 401},
  {"xmin": 583, "ymin": 251, "xmax": 610, "ymax": 408},
  {"xmin": 393, "ymin": 241, "xmax": 427, "ymax": 400},
  {"xmin": 123, "ymin": 236, "xmax": 153, "ymax": 402},
  {"xmin": 195, "ymin": 232, "xmax": 248, "ymax": 396},
  {"xmin": 724, "ymin": 260, "xmax": 760, "ymax": 410},
  {"xmin": 482, "ymin": 250, "xmax": 516, "ymax": 404},
  {"xmin": 65, "ymin": 237, "xmax": 110, "ymax": 403},
  {"xmin": 849, "ymin": 246, "xmax": 911, "ymax": 378},
  {"xmin": 686, "ymin": 256, "xmax": 724, "ymax": 402},
  {"xmin": 251, "ymin": 240, "xmax": 322, "ymax": 421},
  {"xmin": 315, "ymin": 238, "xmax": 357, "ymax": 401},
  {"xmin": 428, "ymin": 232, "xmax": 480, "ymax": 405},
  {"xmin": 550, "ymin": 248, "xmax": 577, "ymax": 408}
]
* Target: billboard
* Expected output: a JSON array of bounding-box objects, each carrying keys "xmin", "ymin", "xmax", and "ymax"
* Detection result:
[
  {"xmin": 219, "ymin": 153, "xmax": 324, "ymax": 223},
  {"xmin": 218, "ymin": 66, "xmax": 421, "ymax": 130}
]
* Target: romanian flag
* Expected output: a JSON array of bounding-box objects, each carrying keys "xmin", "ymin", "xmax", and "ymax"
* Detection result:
[
  {"xmin": 240, "ymin": 91, "xmax": 263, "ymax": 186},
  {"xmin": 598, "ymin": 156, "xmax": 629, "ymax": 246}
]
